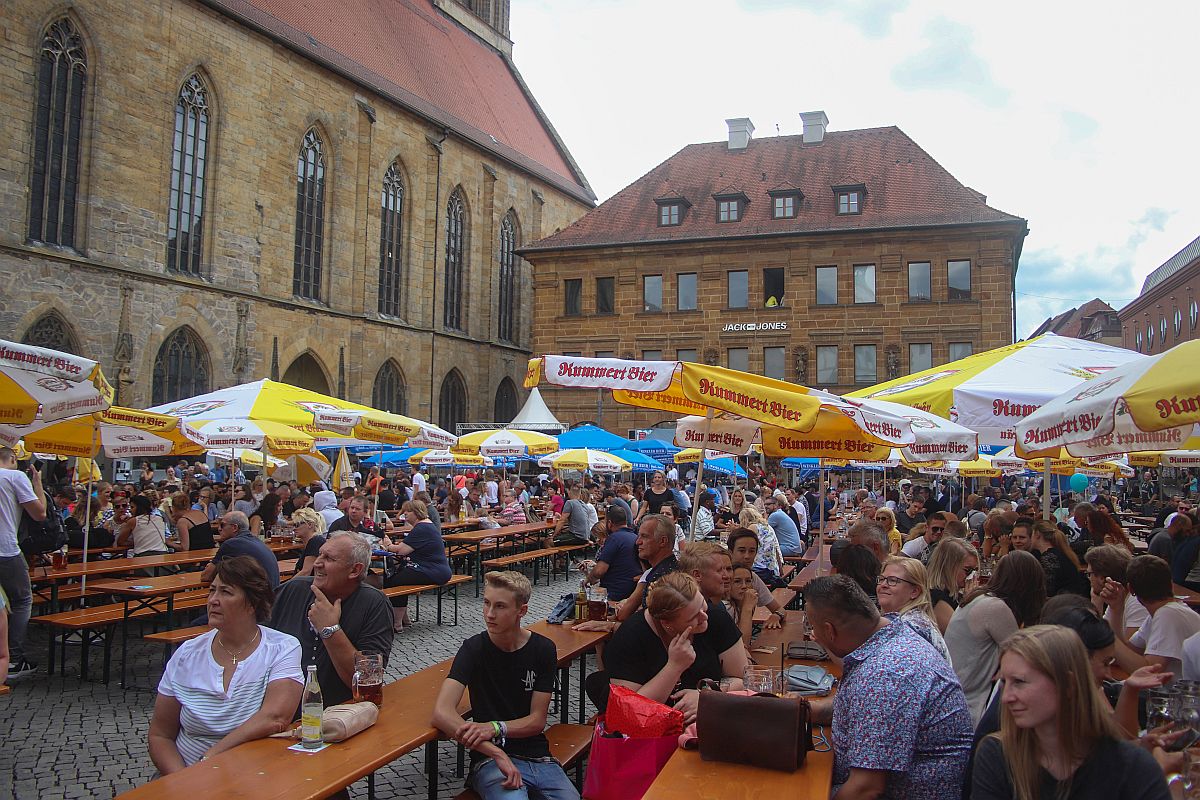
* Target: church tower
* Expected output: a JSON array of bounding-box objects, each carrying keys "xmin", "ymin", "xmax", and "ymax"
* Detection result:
[{"xmin": 435, "ymin": 0, "xmax": 512, "ymax": 55}]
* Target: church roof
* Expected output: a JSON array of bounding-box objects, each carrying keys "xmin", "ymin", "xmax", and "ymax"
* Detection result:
[
  {"xmin": 521, "ymin": 126, "xmax": 1024, "ymax": 252},
  {"xmin": 204, "ymin": 0, "xmax": 594, "ymax": 204}
]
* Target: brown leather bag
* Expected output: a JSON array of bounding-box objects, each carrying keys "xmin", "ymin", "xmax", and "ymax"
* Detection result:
[{"xmin": 696, "ymin": 690, "xmax": 811, "ymax": 772}]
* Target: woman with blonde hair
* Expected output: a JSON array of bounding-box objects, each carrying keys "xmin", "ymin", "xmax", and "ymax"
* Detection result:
[
  {"xmin": 288, "ymin": 507, "xmax": 324, "ymax": 578},
  {"xmin": 926, "ymin": 537, "xmax": 979, "ymax": 632},
  {"xmin": 873, "ymin": 507, "xmax": 903, "ymax": 555},
  {"xmin": 738, "ymin": 505, "xmax": 782, "ymax": 583},
  {"xmin": 971, "ymin": 625, "xmax": 1169, "ymax": 800},
  {"xmin": 603, "ymin": 571, "xmax": 747, "ymax": 724},
  {"xmin": 876, "ymin": 556, "xmax": 951, "ymax": 663}
]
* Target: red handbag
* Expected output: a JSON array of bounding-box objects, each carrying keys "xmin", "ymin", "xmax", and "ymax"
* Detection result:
[{"xmin": 581, "ymin": 717, "xmax": 678, "ymax": 800}]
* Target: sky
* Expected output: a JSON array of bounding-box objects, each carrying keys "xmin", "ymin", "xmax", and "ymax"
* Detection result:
[{"xmin": 510, "ymin": 0, "xmax": 1200, "ymax": 338}]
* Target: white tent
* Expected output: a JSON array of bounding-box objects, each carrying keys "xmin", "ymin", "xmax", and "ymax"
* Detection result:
[{"xmin": 507, "ymin": 387, "xmax": 566, "ymax": 434}]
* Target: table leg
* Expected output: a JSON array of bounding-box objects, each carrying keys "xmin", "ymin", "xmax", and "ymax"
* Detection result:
[
  {"xmin": 120, "ymin": 597, "xmax": 131, "ymax": 688},
  {"xmin": 51, "ymin": 581, "xmax": 60, "ymax": 614},
  {"xmin": 474, "ymin": 543, "xmax": 482, "ymax": 598},
  {"xmin": 424, "ymin": 739, "xmax": 438, "ymax": 800},
  {"xmin": 578, "ymin": 650, "xmax": 587, "ymax": 725},
  {"xmin": 559, "ymin": 664, "xmax": 569, "ymax": 725}
]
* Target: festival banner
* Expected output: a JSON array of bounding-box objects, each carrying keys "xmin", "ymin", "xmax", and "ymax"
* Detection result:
[
  {"xmin": 538, "ymin": 356, "xmax": 676, "ymax": 392},
  {"xmin": 678, "ymin": 363, "xmax": 821, "ymax": 432}
]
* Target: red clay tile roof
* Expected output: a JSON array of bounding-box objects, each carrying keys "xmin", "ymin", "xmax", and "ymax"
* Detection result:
[
  {"xmin": 1030, "ymin": 298, "xmax": 1116, "ymax": 338},
  {"xmin": 522, "ymin": 126, "xmax": 1023, "ymax": 252},
  {"xmin": 203, "ymin": 0, "xmax": 594, "ymax": 203}
]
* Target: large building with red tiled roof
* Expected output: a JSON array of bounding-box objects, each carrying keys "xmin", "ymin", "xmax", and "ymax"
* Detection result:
[
  {"xmin": 1029, "ymin": 299, "xmax": 1121, "ymax": 346},
  {"xmin": 0, "ymin": 0, "xmax": 592, "ymax": 432},
  {"xmin": 521, "ymin": 113, "xmax": 1028, "ymax": 432},
  {"xmin": 1119, "ymin": 234, "xmax": 1200, "ymax": 355}
]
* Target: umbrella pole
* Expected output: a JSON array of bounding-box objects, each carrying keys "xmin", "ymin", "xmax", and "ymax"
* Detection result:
[
  {"xmin": 687, "ymin": 410, "xmax": 713, "ymax": 543},
  {"xmin": 1042, "ymin": 458, "xmax": 1052, "ymax": 522},
  {"xmin": 80, "ymin": 420, "xmax": 99, "ymax": 596}
]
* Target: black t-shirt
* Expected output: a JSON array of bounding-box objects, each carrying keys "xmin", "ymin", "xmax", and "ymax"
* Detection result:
[
  {"xmin": 448, "ymin": 631, "xmax": 557, "ymax": 761},
  {"xmin": 972, "ymin": 735, "xmax": 1169, "ymax": 800},
  {"xmin": 930, "ymin": 587, "xmax": 958, "ymax": 611},
  {"xmin": 376, "ymin": 489, "xmax": 398, "ymax": 513},
  {"xmin": 328, "ymin": 516, "xmax": 372, "ymax": 534},
  {"xmin": 215, "ymin": 532, "xmax": 280, "ymax": 586},
  {"xmin": 267, "ymin": 577, "xmax": 395, "ymax": 708},
  {"xmin": 644, "ymin": 487, "xmax": 674, "ymax": 515},
  {"xmin": 605, "ymin": 601, "xmax": 742, "ymax": 692},
  {"xmin": 295, "ymin": 534, "xmax": 326, "ymax": 573}
]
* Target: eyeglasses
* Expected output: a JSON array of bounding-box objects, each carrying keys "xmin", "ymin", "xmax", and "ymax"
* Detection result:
[
  {"xmin": 929, "ymin": 526, "xmax": 945, "ymax": 533},
  {"xmin": 877, "ymin": 575, "xmax": 918, "ymax": 588},
  {"xmin": 114, "ymin": 503, "xmax": 130, "ymax": 509}
]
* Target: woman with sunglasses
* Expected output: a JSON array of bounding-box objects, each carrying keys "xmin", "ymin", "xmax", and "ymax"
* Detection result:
[
  {"xmin": 927, "ymin": 536, "xmax": 980, "ymax": 633},
  {"xmin": 874, "ymin": 508, "xmax": 903, "ymax": 555},
  {"xmin": 876, "ymin": 556, "xmax": 950, "ymax": 664}
]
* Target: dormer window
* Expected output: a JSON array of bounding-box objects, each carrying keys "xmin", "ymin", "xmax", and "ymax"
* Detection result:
[
  {"xmin": 713, "ymin": 191, "xmax": 749, "ymax": 223},
  {"xmin": 768, "ymin": 189, "xmax": 803, "ymax": 219},
  {"xmin": 833, "ymin": 183, "xmax": 867, "ymax": 215},
  {"xmin": 655, "ymin": 196, "xmax": 690, "ymax": 227}
]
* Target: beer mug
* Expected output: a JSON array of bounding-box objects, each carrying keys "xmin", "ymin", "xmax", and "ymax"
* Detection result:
[
  {"xmin": 743, "ymin": 665, "xmax": 783, "ymax": 695},
  {"xmin": 586, "ymin": 586, "xmax": 609, "ymax": 621},
  {"xmin": 352, "ymin": 652, "xmax": 384, "ymax": 707}
]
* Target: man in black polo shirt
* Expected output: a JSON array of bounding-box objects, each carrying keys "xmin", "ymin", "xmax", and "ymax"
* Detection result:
[
  {"xmin": 433, "ymin": 570, "xmax": 578, "ymax": 799},
  {"xmin": 328, "ymin": 495, "xmax": 393, "ymax": 535},
  {"xmin": 268, "ymin": 532, "xmax": 393, "ymax": 707}
]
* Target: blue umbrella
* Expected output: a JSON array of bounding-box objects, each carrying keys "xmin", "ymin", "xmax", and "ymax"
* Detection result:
[
  {"xmin": 557, "ymin": 424, "xmax": 628, "ymax": 451},
  {"xmin": 677, "ymin": 456, "xmax": 746, "ymax": 478},
  {"xmin": 360, "ymin": 447, "xmax": 425, "ymax": 466},
  {"xmin": 608, "ymin": 448, "xmax": 667, "ymax": 474},
  {"xmin": 621, "ymin": 438, "xmax": 680, "ymax": 462}
]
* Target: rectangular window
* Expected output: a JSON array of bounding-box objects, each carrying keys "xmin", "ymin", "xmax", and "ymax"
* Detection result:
[
  {"xmin": 659, "ymin": 204, "xmax": 681, "ymax": 226},
  {"xmin": 727, "ymin": 347, "xmax": 749, "ymax": 372},
  {"xmin": 564, "ymin": 279, "xmax": 582, "ymax": 316},
  {"xmin": 909, "ymin": 343, "xmax": 932, "ymax": 373},
  {"xmin": 816, "ymin": 346, "xmax": 838, "ymax": 385},
  {"xmin": 643, "ymin": 275, "xmax": 663, "ymax": 312},
  {"xmin": 763, "ymin": 268, "xmax": 785, "ymax": 307},
  {"xmin": 764, "ymin": 347, "xmax": 786, "ymax": 380},
  {"xmin": 853, "ymin": 264, "xmax": 876, "ymax": 304},
  {"xmin": 642, "ymin": 350, "xmax": 662, "ymax": 361},
  {"xmin": 677, "ymin": 273, "xmax": 697, "ymax": 311},
  {"xmin": 948, "ymin": 260, "xmax": 972, "ymax": 300},
  {"xmin": 816, "ymin": 266, "xmax": 838, "ymax": 305},
  {"xmin": 596, "ymin": 277, "xmax": 614, "ymax": 314},
  {"xmin": 949, "ymin": 342, "xmax": 973, "ymax": 361},
  {"xmin": 677, "ymin": 348, "xmax": 698, "ymax": 363},
  {"xmin": 854, "ymin": 345, "xmax": 877, "ymax": 384},
  {"xmin": 772, "ymin": 195, "xmax": 797, "ymax": 219},
  {"xmin": 717, "ymin": 198, "xmax": 742, "ymax": 223},
  {"xmin": 727, "ymin": 270, "xmax": 748, "ymax": 308},
  {"xmin": 837, "ymin": 191, "xmax": 861, "ymax": 215},
  {"xmin": 595, "ymin": 350, "xmax": 615, "ymax": 359},
  {"xmin": 908, "ymin": 262, "xmax": 932, "ymax": 301},
  {"xmin": 563, "ymin": 351, "xmax": 582, "ymax": 357}
]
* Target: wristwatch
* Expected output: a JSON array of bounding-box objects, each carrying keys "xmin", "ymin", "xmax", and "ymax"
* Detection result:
[
  {"xmin": 319, "ymin": 623, "xmax": 341, "ymax": 640},
  {"xmin": 775, "ymin": 610, "xmax": 787, "ymax": 621}
]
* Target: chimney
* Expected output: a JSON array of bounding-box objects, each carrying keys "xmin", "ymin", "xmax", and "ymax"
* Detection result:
[
  {"xmin": 726, "ymin": 118, "xmax": 754, "ymax": 150},
  {"xmin": 800, "ymin": 110, "xmax": 829, "ymax": 143}
]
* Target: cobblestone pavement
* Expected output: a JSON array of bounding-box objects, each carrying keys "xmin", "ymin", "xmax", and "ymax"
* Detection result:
[{"xmin": 0, "ymin": 573, "xmax": 594, "ymax": 799}]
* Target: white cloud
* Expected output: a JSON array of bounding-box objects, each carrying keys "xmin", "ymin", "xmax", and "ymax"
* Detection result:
[{"xmin": 511, "ymin": 0, "xmax": 1200, "ymax": 337}]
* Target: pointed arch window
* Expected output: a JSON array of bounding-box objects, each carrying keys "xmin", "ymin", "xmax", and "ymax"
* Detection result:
[
  {"xmin": 21, "ymin": 311, "xmax": 79, "ymax": 354},
  {"xmin": 439, "ymin": 370, "xmax": 468, "ymax": 432},
  {"xmin": 30, "ymin": 18, "xmax": 87, "ymax": 248},
  {"xmin": 494, "ymin": 378, "xmax": 517, "ymax": 424},
  {"xmin": 372, "ymin": 361, "xmax": 407, "ymax": 415},
  {"xmin": 378, "ymin": 163, "xmax": 405, "ymax": 316},
  {"xmin": 443, "ymin": 190, "xmax": 466, "ymax": 331},
  {"xmin": 152, "ymin": 327, "xmax": 210, "ymax": 405},
  {"xmin": 167, "ymin": 74, "xmax": 210, "ymax": 275},
  {"xmin": 497, "ymin": 212, "xmax": 518, "ymax": 343},
  {"xmin": 294, "ymin": 130, "xmax": 326, "ymax": 300}
]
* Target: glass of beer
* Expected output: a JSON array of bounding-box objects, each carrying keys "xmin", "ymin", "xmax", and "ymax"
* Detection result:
[
  {"xmin": 586, "ymin": 586, "xmax": 609, "ymax": 621},
  {"xmin": 352, "ymin": 652, "xmax": 384, "ymax": 707},
  {"xmin": 51, "ymin": 549, "xmax": 67, "ymax": 569}
]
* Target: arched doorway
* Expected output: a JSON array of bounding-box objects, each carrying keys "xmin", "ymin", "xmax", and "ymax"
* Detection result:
[
  {"xmin": 494, "ymin": 378, "xmax": 518, "ymax": 424},
  {"xmin": 438, "ymin": 370, "xmax": 468, "ymax": 433},
  {"xmin": 282, "ymin": 352, "xmax": 330, "ymax": 395}
]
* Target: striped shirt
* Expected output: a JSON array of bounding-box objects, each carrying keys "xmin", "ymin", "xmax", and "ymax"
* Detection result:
[{"xmin": 157, "ymin": 626, "xmax": 303, "ymax": 765}]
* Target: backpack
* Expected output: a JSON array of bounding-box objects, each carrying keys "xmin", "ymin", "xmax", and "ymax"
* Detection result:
[{"xmin": 19, "ymin": 489, "xmax": 68, "ymax": 556}]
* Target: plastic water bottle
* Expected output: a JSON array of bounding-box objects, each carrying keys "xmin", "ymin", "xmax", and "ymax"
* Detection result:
[{"xmin": 301, "ymin": 664, "xmax": 324, "ymax": 749}]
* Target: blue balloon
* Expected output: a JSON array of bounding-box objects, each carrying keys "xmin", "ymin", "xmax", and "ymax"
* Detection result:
[{"xmin": 1069, "ymin": 473, "xmax": 1089, "ymax": 493}]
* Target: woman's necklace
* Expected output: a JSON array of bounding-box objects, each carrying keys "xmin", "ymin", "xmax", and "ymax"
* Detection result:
[{"xmin": 215, "ymin": 628, "xmax": 261, "ymax": 665}]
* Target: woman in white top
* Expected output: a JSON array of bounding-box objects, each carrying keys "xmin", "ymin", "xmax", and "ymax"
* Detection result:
[
  {"xmin": 945, "ymin": 550, "xmax": 1046, "ymax": 723},
  {"xmin": 116, "ymin": 495, "xmax": 170, "ymax": 556},
  {"xmin": 148, "ymin": 557, "xmax": 303, "ymax": 773}
]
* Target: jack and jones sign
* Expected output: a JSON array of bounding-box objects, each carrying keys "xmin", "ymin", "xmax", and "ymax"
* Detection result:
[{"xmin": 722, "ymin": 322, "xmax": 788, "ymax": 333}]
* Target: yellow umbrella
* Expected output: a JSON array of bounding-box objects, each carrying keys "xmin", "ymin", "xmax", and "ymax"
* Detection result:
[
  {"xmin": 451, "ymin": 428, "xmax": 557, "ymax": 457},
  {"xmin": 1016, "ymin": 340, "xmax": 1200, "ymax": 459},
  {"xmin": 408, "ymin": 449, "xmax": 493, "ymax": 467},
  {"xmin": 0, "ymin": 338, "xmax": 113, "ymax": 425},
  {"xmin": 267, "ymin": 452, "xmax": 331, "ymax": 485},
  {"xmin": 537, "ymin": 449, "xmax": 631, "ymax": 474},
  {"xmin": 331, "ymin": 447, "xmax": 355, "ymax": 491},
  {"xmin": 312, "ymin": 408, "xmax": 456, "ymax": 449},
  {"xmin": 2, "ymin": 406, "xmax": 199, "ymax": 458},
  {"xmin": 75, "ymin": 457, "xmax": 102, "ymax": 482}
]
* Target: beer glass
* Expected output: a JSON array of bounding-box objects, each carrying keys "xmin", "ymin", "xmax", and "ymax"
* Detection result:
[
  {"xmin": 352, "ymin": 652, "xmax": 384, "ymax": 707},
  {"xmin": 586, "ymin": 586, "xmax": 609, "ymax": 621}
]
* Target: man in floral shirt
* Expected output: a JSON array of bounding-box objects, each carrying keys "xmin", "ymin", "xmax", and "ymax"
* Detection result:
[{"xmin": 805, "ymin": 575, "xmax": 972, "ymax": 799}]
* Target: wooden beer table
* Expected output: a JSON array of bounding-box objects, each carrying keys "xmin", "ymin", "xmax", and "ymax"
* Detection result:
[
  {"xmin": 528, "ymin": 620, "xmax": 610, "ymax": 724},
  {"xmin": 443, "ymin": 521, "xmax": 554, "ymax": 593}
]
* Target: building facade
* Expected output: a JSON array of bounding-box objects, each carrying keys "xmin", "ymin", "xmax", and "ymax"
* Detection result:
[
  {"xmin": 521, "ymin": 114, "xmax": 1028, "ymax": 432},
  {"xmin": 0, "ymin": 0, "xmax": 593, "ymax": 431},
  {"xmin": 1029, "ymin": 298, "xmax": 1122, "ymax": 346},
  {"xmin": 1119, "ymin": 235, "xmax": 1200, "ymax": 356}
]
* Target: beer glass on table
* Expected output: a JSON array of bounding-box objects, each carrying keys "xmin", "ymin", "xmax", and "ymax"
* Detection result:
[
  {"xmin": 586, "ymin": 586, "xmax": 609, "ymax": 621},
  {"xmin": 352, "ymin": 652, "xmax": 384, "ymax": 707}
]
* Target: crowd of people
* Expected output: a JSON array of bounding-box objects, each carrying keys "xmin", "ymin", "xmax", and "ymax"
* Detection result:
[{"xmin": 4, "ymin": 443, "xmax": 1200, "ymax": 798}]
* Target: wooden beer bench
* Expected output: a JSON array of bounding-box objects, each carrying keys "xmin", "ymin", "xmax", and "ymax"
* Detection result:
[
  {"xmin": 481, "ymin": 544, "xmax": 588, "ymax": 586},
  {"xmin": 451, "ymin": 723, "xmax": 595, "ymax": 799}
]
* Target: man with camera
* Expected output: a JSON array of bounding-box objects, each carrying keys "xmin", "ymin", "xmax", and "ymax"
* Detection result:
[{"xmin": 0, "ymin": 447, "xmax": 47, "ymax": 679}]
